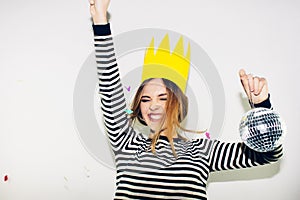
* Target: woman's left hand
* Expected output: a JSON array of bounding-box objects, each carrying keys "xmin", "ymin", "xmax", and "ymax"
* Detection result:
[{"xmin": 239, "ymin": 69, "xmax": 269, "ymax": 104}]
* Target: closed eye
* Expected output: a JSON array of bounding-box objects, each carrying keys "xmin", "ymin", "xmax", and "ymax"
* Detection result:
[
  {"xmin": 141, "ymin": 99, "xmax": 150, "ymax": 102},
  {"xmin": 140, "ymin": 93, "xmax": 167, "ymax": 102},
  {"xmin": 159, "ymin": 93, "xmax": 167, "ymax": 101},
  {"xmin": 141, "ymin": 95, "xmax": 151, "ymax": 103}
]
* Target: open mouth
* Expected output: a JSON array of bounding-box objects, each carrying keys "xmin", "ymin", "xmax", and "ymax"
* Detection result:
[{"xmin": 148, "ymin": 113, "xmax": 164, "ymax": 122}]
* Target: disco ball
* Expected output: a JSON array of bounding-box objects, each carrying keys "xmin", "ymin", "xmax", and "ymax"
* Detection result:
[{"xmin": 239, "ymin": 107, "xmax": 286, "ymax": 152}]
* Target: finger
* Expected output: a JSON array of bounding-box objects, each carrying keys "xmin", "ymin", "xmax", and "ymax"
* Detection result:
[
  {"xmin": 90, "ymin": 5, "xmax": 95, "ymax": 16},
  {"xmin": 239, "ymin": 69, "xmax": 251, "ymax": 97},
  {"xmin": 89, "ymin": 0, "xmax": 96, "ymax": 16},
  {"xmin": 258, "ymin": 77, "xmax": 267, "ymax": 94},
  {"xmin": 247, "ymin": 73, "xmax": 254, "ymax": 93},
  {"xmin": 239, "ymin": 69, "xmax": 246, "ymax": 77},
  {"xmin": 253, "ymin": 76, "xmax": 260, "ymax": 95}
]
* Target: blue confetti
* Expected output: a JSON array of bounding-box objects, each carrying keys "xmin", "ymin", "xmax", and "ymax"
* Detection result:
[{"xmin": 125, "ymin": 109, "xmax": 133, "ymax": 114}]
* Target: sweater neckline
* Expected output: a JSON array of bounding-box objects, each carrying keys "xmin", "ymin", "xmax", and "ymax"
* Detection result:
[{"xmin": 158, "ymin": 135, "xmax": 182, "ymax": 142}]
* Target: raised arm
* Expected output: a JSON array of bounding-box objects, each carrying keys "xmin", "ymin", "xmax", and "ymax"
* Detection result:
[
  {"xmin": 209, "ymin": 70, "xmax": 283, "ymax": 171},
  {"xmin": 209, "ymin": 98, "xmax": 283, "ymax": 171},
  {"xmin": 90, "ymin": 0, "xmax": 138, "ymax": 154}
]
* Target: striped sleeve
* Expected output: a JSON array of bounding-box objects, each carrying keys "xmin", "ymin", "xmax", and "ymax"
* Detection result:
[
  {"xmin": 93, "ymin": 23, "xmax": 138, "ymax": 154},
  {"xmin": 208, "ymin": 141, "xmax": 283, "ymax": 171}
]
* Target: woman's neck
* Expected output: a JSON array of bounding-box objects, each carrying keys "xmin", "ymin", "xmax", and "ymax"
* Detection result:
[{"xmin": 150, "ymin": 128, "xmax": 178, "ymax": 138}]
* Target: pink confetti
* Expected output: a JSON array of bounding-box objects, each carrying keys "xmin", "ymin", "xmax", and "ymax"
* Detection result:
[
  {"xmin": 4, "ymin": 175, "xmax": 8, "ymax": 182},
  {"xmin": 205, "ymin": 132, "xmax": 211, "ymax": 139},
  {"xmin": 125, "ymin": 86, "xmax": 131, "ymax": 92}
]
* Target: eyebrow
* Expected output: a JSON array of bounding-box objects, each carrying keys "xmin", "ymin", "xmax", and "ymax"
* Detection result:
[
  {"xmin": 158, "ymin": 93, "xmax": 167, "ymax": 97},
  {"xmin": 141, "ymin": 93, "xmax": 167, "ymax": 99}
]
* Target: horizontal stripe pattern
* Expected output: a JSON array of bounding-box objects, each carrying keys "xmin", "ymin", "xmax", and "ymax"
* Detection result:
[{"xmin": 94, "ymin": 30, "xmax": 283, "ymax": 200}]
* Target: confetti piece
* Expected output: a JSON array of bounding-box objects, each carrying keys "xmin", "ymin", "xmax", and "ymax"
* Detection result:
[
  {"xmin": 4, "ymin": 175, "xmax": 8, "ymax": 182},
  {"xmin": 64, "ymin": 176, "xmax": 68, "ymax": 182},
  {"xmin": 125, "ymin": 86, "xmax": 131, "ymax": 92},
  {"xmin": 84, "ymin": 166, "xmax": 91, "ymax": 178},
  {"xmin": 125, "ymin": 109, "xmax": 133, "ymax": 114},
  {"xmin": 205, "ymin": 132, "xmax": 211, "ymax": 139}
]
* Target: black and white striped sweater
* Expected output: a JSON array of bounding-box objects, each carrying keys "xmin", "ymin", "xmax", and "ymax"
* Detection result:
[{"xmin": 93, "ymin": 23, "xmax": 283, "ymax": 200}]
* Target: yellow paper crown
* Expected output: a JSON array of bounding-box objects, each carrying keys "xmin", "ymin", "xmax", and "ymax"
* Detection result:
[{"xmin": 142, "ymin": 34, "xmax": 191, "ymax": 93}]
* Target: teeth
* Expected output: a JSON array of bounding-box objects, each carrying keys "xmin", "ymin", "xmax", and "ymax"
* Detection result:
[{"xmin": 149, "ymin": 114, "xmax": 162, "ymax": 120}]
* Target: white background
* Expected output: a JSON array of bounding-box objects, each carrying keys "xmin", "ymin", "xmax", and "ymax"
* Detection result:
[{"xmin": 1, "ymin": 0, "xmax": 299, "ymax": 199}]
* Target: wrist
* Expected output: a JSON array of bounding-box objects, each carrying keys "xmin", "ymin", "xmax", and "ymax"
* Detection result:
[
  {"xmin": 93, "ymin": 13, "xmax": 108, "ymax": 25},
  {"xmin": 254, "ymin": 94, "xmax": 272, "ymax": 109}
]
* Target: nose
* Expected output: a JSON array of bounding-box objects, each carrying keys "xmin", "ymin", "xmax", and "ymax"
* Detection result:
[{"xmin": 149, "ymin": 100, "xmax": 161, "ymax": 111}]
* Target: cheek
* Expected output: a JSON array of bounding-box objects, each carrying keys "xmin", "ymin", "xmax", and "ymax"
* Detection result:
[
  {"xmin": 140, "ymin": 103, "xmax": 148, "ymax": 117},
  {"xmin": 159, "ymin": 100, "xmax": 167, "ymax": 112}
]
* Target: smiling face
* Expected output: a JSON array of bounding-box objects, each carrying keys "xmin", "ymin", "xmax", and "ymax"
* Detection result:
[{"xmin": 140, "ymin": 78, "xmax": 167, "ymax": 131}]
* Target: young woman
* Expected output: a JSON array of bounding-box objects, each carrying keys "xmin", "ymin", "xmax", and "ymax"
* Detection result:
[{"xmin": 89, "ymin": 0, "xmax": 283, "ymax": 199}]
